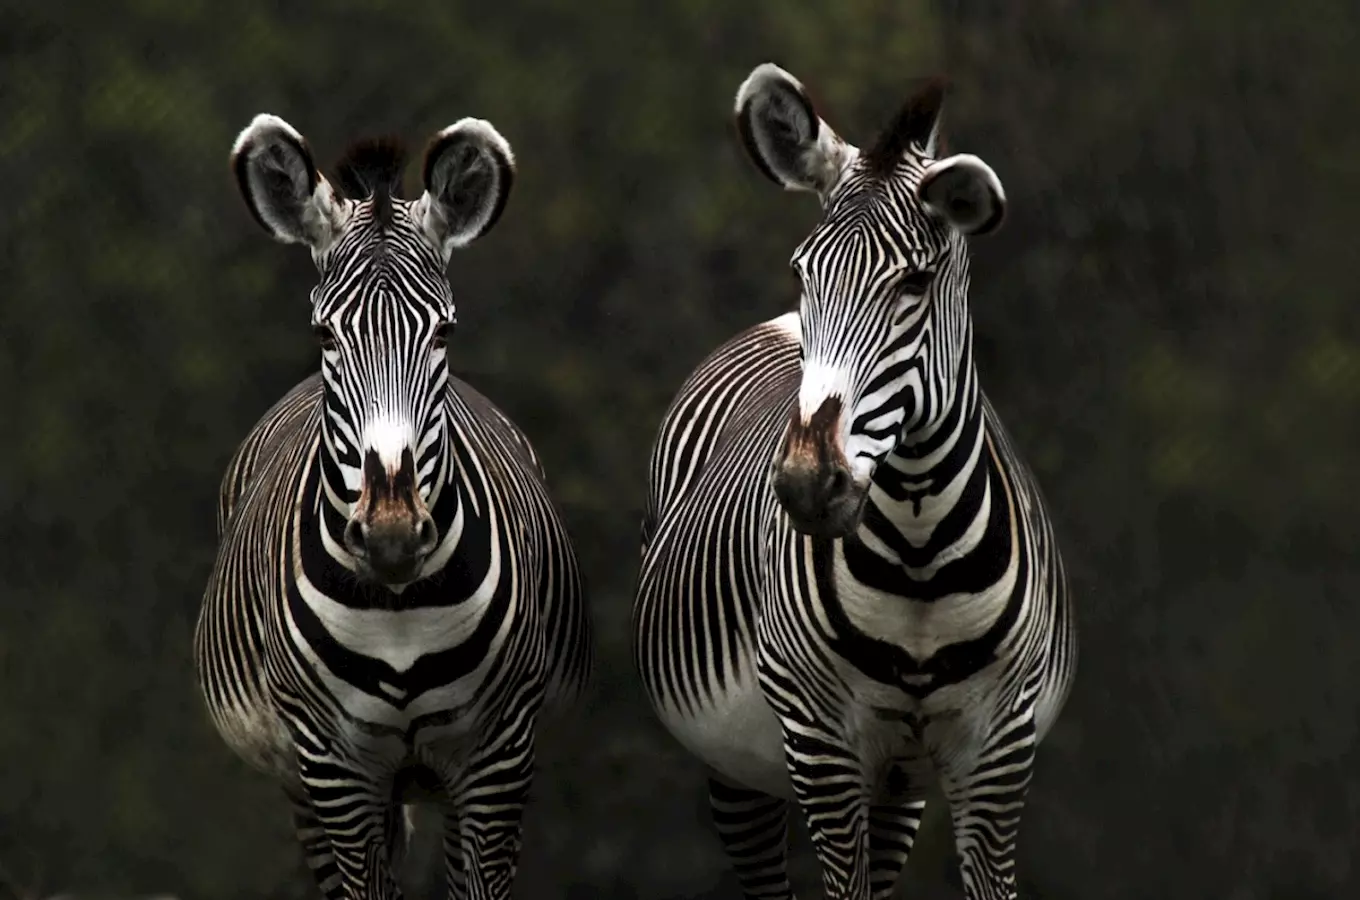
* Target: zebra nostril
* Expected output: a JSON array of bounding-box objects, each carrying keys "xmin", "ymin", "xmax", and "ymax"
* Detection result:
[
  {"xmin": 344, "ymin": 518, "xmax": 368, "ymax": 559},
  {"xmin": 416, "ymin": 515, "xmax": 438, "ymax": 553},
  {"xmin": 825, "ymin": 467, "xmax": 852, "ymax": 499}
]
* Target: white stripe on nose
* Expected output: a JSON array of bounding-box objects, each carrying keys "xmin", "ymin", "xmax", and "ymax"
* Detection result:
[
  {"xmin": 798, "ymin": 360, "xmax": 851, "ymax": 420},
  {"xmin": 363, "ymin": 416, "xmax": 415, "ymax": 472}
]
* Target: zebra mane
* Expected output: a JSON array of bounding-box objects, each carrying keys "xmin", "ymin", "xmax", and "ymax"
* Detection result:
[
  {"xmin": 861, "ymin": 75, "xmax": 950, "ymax": 179},
  {"xmin": 333, "ymin": 136, "xmax": 409, "ymax": 225}
]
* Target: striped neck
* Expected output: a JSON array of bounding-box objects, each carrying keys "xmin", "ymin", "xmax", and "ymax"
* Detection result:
[
  {"xmin": 838, "ymin": 329, "xmax": 1018, "ymax": 611},
  {"xmin": 865, "ymin": 323, "xmax": 988, "ymax": 537}
]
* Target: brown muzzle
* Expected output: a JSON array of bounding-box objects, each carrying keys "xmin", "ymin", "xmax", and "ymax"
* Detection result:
[{"xmin": 771, "ymin": 397, "xmax": 866, "ymax": 539}]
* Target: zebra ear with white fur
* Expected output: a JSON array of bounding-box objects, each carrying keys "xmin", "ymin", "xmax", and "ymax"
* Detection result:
[
  {"xmin": 231, "ymin": 114, "xmax": 348, "ymax": 250},
  {"xmin": 734, "ymin": 63, "xmax": 854, "ymax": 198},
  {"xmin": 417, "ymin": 119, "xmax": 515, "ymax": 257},
  {"xmin": 918, "ymin": 154, "xmax": 1007, "ymax": 236}
]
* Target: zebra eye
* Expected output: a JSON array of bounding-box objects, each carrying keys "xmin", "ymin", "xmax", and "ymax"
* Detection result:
[
  {"xmin": 313, "ymin": 324, "xmax": 337, "ymax": 351},
  {"xmin": 433, "ymin": 322, "xmax": 453, "ymax": 349},
  {"xmin": 899, "ymin": 269, "xmax": 937, "ymax": 296}
]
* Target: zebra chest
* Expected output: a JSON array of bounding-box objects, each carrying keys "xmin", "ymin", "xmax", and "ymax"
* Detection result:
[
  {"xmin": 820, "ymin": 550, "xmax": 1018, "ymax": 777},
  {"xmin": 796, "ymin": 541, "xmax": 1020, "ymax": 711},
  {"xmin": 305, "ymin": 598, "xmax": 484, "ymax": 672},
  {"xmin": 284, "ymin": 573, "xmax": 504, "ymax": 725},
  {"xmin": 831, "ymin": 562, "xmax": 1010, "ymax": 661}
]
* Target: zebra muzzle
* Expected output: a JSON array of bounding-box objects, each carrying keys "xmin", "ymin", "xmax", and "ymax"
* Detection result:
[{"xmin": 772, "ymin": 398, "xmax": 867, "ymax": 539}]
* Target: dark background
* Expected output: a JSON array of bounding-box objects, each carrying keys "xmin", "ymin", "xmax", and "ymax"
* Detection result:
[{"xmin": 2, "ymin": 1, "xmax": 1357, "ymax": 898}]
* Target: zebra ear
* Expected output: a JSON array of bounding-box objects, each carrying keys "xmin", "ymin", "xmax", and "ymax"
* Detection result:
[
  {"xmin": 417, "ymin": 119, "xmax": 515, "ymax": 257},
  {"xmin": 734, "ymin": 63, "xmax": 854, "ymax": 198},
  {"xmin": 918, "ymin": 154, "xmax": 1006, "ymax": 236},
  {"xmin": 231, "ymin": 114, "xmax": 347, "ymax": 249}
]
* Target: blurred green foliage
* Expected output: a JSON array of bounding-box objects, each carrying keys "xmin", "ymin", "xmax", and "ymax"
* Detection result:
[{"xmin": 1, "ymin": 1, "xmax": 1357, "ymax": 898}]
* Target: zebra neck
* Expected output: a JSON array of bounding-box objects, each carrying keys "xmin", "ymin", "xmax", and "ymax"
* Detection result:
[
  {"xmin": 847, "ymin": 348, "xmax": 1015, "ymax": 600},
  {"xmin": 870, "ymin": 356, "xmax": 986, "ymax": 520}
]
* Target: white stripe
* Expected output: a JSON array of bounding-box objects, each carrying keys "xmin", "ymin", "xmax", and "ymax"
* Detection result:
[
  {"xmin": 797, "ymin": 359, "xmax": 850, "ymax": 420},
  {"xmin": 363, "ymin": 415, "xmax": 414, "ymax": 470}
]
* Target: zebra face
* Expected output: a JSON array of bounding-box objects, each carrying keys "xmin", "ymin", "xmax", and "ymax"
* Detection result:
[
  {"xmin": 231, "ymin": 114, "xmax": 515, "ymax": 586},
  {"xmin": 734, "ymin": 64, "xmax": 1006, "ymax": 539}
]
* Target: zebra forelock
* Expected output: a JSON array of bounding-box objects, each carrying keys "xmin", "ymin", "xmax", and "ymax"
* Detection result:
[
  {"xmin": 333, "ymin": 136, "xmax": 409, "ymax": 227},
  {"xmin": 861, "ymin": 75, "xmax": 949, "ymax": 179}
]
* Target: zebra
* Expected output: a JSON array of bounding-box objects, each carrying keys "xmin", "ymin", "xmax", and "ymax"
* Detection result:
[
  {"xmin": 194, "ymin": 112, "xmax": 592, "ymax": 900},
  {"xmin": 633, "ymin": 64, "xmax": 1076, "ymax": 900}
]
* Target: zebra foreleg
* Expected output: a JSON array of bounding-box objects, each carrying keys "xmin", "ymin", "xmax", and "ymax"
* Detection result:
[
  {"xmin": 706, "ymin": 775, "xmax": 796, "ymax": 900},
  {"xmin": 296, "ymin": 754, "xmax": 405, "ymax": 900},
  {"xmin": 441, "ymin": 819, "xmax": 467, "ymax": 900},
  {"xmin": 868, "ymin": 801, "xmax": 924, "ymax": 899},
  {"xmin": 444, "ymin": 719, "xmax": 536, "ymax": 900},
  {"xmin": 781, "ymin": 728, "xmax": 873, "ymax": 900},
  {"xmin": 938, "ymin": 711, "xmax": 1037, "ymax": 900},
  {"xmin": 286, "ymin": 787, "xmax": 345, "ymax": 900}
]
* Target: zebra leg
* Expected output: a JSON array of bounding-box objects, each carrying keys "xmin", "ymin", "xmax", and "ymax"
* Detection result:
[
  {"xmin": 782, "ymin": 729, "xmax": 872, "ymax": 900},
  {"xmin": 938, "ymin": 712, "xmax": 1037, "ymax": 900},
  {"xmin": 868, "ymin": 801, "xmax": 925, "ymax": 899},
  {"xmin": 297, "ymin": 755, "xmax": 404, "ymax": 900},
  {"xmin": 706, "ymin": 775, "xmax": 796, "ymax": 900},
  {"xmin": 286, "ymin": 787, "xmax": 345, "ymax": 900},
  {"xmin": 445, "ymin": 720, "xmax": 536, "ymax": 900},
  {"xmin": 441, "ymin": 818, "xmax": 467, "ymax": 900}
]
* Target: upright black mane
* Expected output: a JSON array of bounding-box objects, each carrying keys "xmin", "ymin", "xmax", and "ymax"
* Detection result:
[
  {"xmin": 861, "ymin": 75, "xmax": 950, "ymax": 179},
  {"xmin": 333, "ymin": 137, "xmax": 409, "ymax": 225}
]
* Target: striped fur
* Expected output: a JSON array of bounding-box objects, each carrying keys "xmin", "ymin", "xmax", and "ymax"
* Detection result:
[
  {"xmin": 195, "ymin": 116, "xmax": 590, "ymax": 900},
  {"xmin": 633, "ymin": 66, "xmax": 1074, "ymax": 900}
]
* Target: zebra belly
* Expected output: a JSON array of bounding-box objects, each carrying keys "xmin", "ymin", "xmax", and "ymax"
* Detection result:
[
  {"xmin": 656, "ymin": 670, "xmax": 793, "ymax": 800},
  {"xmin": 204, "ymin": 674, "xmax": 299, "ymax": 784}
]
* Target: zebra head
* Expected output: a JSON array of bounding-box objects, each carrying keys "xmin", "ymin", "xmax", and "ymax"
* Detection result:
[
  {"xmin": 735, "ymin": 64, "xmax": 1006, "ymax": 539},
  {"xmin": 230, "ymin": 114, "xmax": 514, "ymax": 587}
]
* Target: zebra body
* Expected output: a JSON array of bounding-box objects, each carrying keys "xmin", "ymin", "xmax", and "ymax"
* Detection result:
[
  {"xmin": 195, "ymin": 114, "xmax": 590, "ymax": 900},
  {"xmin": 634, "ymin": 66, "xmax": 1075, "ymax": 900}
]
